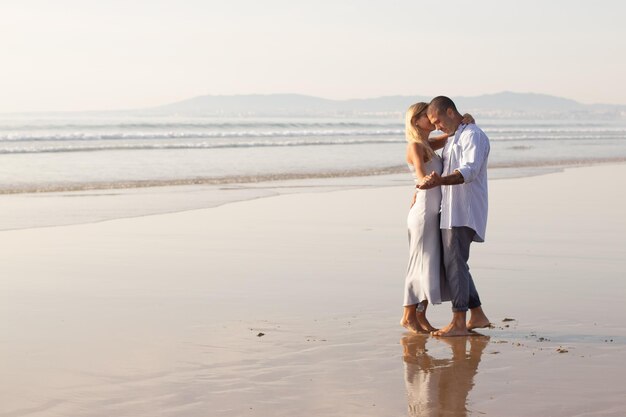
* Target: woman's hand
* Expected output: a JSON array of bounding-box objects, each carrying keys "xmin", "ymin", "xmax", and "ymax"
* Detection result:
[
  {"xmin": 417, "ymin": 171, "xmax": 441, "ymax": 190},
  {"xmin": 417, "ymin": 173, "xmax": 431, "ymax": 189},
  {"xmin": 462, "ymin": 113, "xmax": 475, "ymax": 124}
]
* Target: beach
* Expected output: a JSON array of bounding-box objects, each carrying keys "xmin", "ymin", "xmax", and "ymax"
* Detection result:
[{"xmin": 1, "ymin": 163, "xmax": 625, "ymax": 417}]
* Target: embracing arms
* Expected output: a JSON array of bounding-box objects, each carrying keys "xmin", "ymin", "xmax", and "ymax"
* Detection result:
[
  {"xmin": 418, "ymin": 170, "xmax": 464, "ymax": 189},
  {"xmin": 418, "ymin": 127, "xmax": 489, "ymax": 190}
]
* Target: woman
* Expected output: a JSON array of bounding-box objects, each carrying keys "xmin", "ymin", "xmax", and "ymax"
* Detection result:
[{"xmin": 400, "ymin": 102, "xmax": 473, "ymax": 333}]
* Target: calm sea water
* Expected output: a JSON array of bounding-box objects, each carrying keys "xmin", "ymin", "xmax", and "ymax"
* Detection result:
[{"xmin": 1, "ymin": 115, "xmax": 625, "ymax": 193}]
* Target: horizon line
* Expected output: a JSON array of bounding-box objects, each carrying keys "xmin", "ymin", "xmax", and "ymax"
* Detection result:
[{"xmin": 1, "ymin": 90, "xmax": 624, "ymax": 115}]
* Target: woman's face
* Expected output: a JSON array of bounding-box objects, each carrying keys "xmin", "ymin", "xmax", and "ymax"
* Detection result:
[{"xmin": 414, "ymin": 112, "xmax": 435, "ymax": 132}]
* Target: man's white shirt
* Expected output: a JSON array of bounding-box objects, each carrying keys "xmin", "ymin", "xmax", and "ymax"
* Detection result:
[{"xmin": 440, "ymin": 123, "xmax": 490, "ymax": 242}]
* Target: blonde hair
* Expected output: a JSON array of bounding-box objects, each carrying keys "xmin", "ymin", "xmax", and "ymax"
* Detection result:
[{"xmin": 405, "ymin": 102, "xmax": 435, "ymax": 162}]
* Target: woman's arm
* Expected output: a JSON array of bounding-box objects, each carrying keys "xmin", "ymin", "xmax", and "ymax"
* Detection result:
[
  {"xmin": 408, "ymin": 143, "xmax": 429, "ymax": 207},
  {"xmin": 428, "ymin": 134, "xmax": 449, "ymax": 151},
  {"xmin": 462, "ymin": 113, "xmax": 475, "ymax": 124},
  {"xmin": 408, "ymin": 143, "xmax": 428, "ymax": 181}
]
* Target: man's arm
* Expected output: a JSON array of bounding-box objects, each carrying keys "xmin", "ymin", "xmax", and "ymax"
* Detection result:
[
  {"xmin": 440, "ymin": 170, "xmax": 464, "ymax": 185},
  {"xmin": 456, "ymin": 129, "xmax": 489, "ymax": 184},
  {"xmin": 417, "ymin": 170, "xmax": 464, "ymax": 189}
]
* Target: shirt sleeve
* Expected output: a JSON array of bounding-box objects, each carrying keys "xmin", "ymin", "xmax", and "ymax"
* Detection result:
[{"xmin": 456, "ymin": 130, "xmax": 489, "ymax": 184}]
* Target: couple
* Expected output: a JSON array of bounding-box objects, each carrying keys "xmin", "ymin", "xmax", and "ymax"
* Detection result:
[{"xmin": 401, "ymin": 96, "xmax": 491, "ymax": 337}]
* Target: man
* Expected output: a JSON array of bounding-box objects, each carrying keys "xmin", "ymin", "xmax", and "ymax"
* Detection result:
[{"xmin": 418, "ymin": 96, "xmax": 491, "ymax": 336}]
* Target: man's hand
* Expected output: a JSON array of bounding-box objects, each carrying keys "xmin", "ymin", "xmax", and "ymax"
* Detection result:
[{"xmin": 417, "ymin": 171, "xmax": 442, "ymax": 189}]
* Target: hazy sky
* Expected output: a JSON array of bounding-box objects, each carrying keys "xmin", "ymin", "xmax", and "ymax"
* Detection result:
[{"xmin": 1, "ymin": 0, "xmax": 625, "ymax": 112}]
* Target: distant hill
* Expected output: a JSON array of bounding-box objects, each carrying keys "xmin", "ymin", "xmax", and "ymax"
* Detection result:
[{"xmin": 145, "ymin": 92, "xmax": 626, "ymax": 119}]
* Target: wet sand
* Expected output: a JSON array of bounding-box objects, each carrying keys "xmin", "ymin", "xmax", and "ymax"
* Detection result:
[{"xmin": 1, "ymin": 164, "xmax": 625, "ymax": 416}]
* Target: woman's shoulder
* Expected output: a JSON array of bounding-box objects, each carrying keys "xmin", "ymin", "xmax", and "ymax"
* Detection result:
[
  {"xmin": 409, "ymin": 145, "xmax": 435, "ymax": 165},
  {"xmin": 407, "ymin": 141, "xmax": 427, "ymax": 155}
]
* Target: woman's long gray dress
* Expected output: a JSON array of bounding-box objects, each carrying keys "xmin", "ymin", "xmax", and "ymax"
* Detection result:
[{"xmin": 404, "ymin": 155, "xmax": 449, "ymax": 307}]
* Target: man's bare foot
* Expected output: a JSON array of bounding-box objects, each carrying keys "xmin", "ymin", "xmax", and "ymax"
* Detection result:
[
  {"xmin": 416, "ymin": 312, "xmax": 438, "ymax": 332},
  {"xmin": 432, "ymin": 311, "xmax": 473, "ymax": 337},
  {"xmin": 467, "ymin": 307, "xmax": 492, "ymax": 330},
  {"xmin": 430, "ymin": 321, "xmax": 453, "ymax": 335},
  {"xmin": 432, "ymin": 323, "xmax": 474, "ymax": 337},
  {"xmin": 401, "ymin": 319, "xmax": 428, "ymax": 334},
  {"xmin": 467, "ymin": 319, "xmax": 492, "ymax": 330},
  {"xmin": 437, "ymin": 321, "xmax": 454, "ymax": 333}
]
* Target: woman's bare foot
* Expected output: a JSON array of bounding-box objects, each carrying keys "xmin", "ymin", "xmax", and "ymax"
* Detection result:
[
  {"xmin": 416, "ymin": 312, "xmax": 438, "ymax": 332},
  {"xmin": 467, "ymin": 306, "xmax": 492, "ymax": 330},
  {"xmin": 401, "ymin": 304, "xmax": 430, "ymax": 334},
  {"xmin": 401, "ymin": 318, "xmax": 428, "ymax": 334}
]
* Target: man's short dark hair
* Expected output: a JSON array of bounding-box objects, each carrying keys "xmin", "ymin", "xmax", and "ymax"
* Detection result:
[{"xmin": 429, "ymin": 96, "xmax": 458, "ymax": 113}]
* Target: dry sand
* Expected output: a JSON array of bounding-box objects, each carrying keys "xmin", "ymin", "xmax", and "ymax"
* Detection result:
[{"xmin": 1, "ymin": 164, "xmax": 625, "ymax": 416}]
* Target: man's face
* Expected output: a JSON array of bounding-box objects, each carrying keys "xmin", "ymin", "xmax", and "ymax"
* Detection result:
[{"xmin": 427, "ymin": 107, "xmax": 454, "ymax": 134}]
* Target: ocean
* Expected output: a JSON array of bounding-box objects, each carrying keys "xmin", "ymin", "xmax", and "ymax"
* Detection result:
[
  {"xmin": 1, "ymin": 114, "xmax": 625, "ymax": 194},
  {"xmin": 1, "ymin": 114, "xmax": 625, "ymax": 230}
]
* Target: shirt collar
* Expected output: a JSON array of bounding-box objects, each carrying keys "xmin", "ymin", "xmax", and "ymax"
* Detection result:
[{"xmin": 455, "ymin": 123, "xmax": 468, "ymax": 135}]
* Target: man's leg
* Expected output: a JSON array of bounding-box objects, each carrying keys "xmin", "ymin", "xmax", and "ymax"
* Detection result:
[
  {"xmin": 467, "ymin": 272, "xmax": 481, "ymax": 309},
  {"xmin": 443, "ymin": 226, "xmax": 475, "ymax": 312},
  {"xmin": 467, "ymin": 272, "xmax": 491, "ymax": 330},
  {"xmin": 433, "ymin": 227, "xmax": 477, "ymax": 336}
]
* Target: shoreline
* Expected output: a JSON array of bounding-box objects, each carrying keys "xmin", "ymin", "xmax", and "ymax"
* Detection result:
[
  {"xmin": 2, "ymin": 156, "xmax": 625, "ymax": 196},
  {"xmin": 2, "ymin": 159, "xmax": 625, "ymax": 232}
]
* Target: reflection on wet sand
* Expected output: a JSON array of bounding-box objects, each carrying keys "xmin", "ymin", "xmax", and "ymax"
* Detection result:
[{"xmin": 401, "ymin": 335, "xmax": 489, "ymax": 417}]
